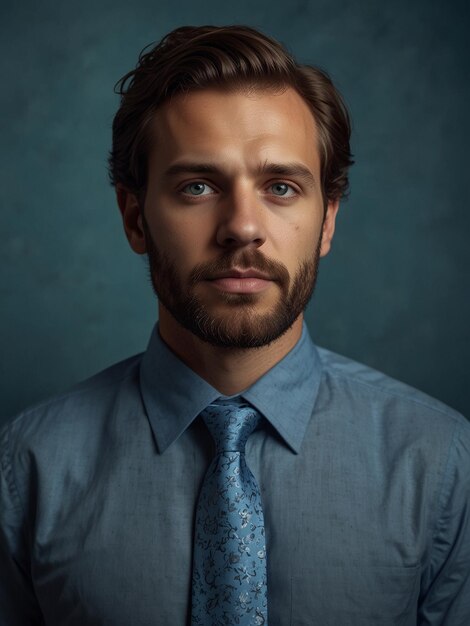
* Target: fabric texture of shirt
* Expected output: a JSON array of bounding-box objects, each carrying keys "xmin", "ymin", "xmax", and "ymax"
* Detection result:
[{"xmin": 1, "ymin": 323, "xmax": 469, "ymax": 625}]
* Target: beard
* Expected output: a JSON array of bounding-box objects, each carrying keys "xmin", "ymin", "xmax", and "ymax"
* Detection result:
[{"xmin": 142, "ymin": 219, "xmax": 322, "ymax": 349}]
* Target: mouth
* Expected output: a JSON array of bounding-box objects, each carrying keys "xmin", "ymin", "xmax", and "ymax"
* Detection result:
[
  {"xmin": 206, "ymin": 268, "xmax": 274, "ymax": 294},
  {"xmin": 209, "ymin": 268, "xmax": 273, "ymax": 281}
]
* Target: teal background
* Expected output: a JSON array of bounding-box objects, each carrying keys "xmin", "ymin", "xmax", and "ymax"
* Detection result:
[{"xmin": 1, "ymin": 0, "xmax": 469, "ymax": 425}]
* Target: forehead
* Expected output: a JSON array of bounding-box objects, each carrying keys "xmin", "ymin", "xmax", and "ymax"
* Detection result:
[{"xmin": 148, "ymin": 86, "xmax": 321, "ymax": 173}]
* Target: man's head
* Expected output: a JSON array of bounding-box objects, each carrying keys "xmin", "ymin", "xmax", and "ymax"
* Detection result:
[
  {"xmin": 110, "ymin": 26, "xmax": 353, "ymax": 349},
  {"xmin": 109, "ymin": 25, "xmax": 352, "ymax": 204}
]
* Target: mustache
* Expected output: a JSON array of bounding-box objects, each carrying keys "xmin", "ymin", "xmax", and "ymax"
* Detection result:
[{"xmin": 189, "ymin": 249, "xmax": 290, "ymax": 286}]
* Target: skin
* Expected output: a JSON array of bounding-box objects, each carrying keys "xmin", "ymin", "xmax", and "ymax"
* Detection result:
[{"xmin": 118, "ymin": 86, "xmax": 339, "ymax": 395}]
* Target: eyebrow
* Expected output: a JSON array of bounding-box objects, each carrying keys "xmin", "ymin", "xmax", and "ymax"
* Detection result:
[
  {"xmin": 259, "ymin": 161, "xmax": 317, "ymax": 188},
  {"xmin": 162, "ymin": 161, "xmax": 317, "ymax": 188},
  {"xmin": 163, "ymin": 162, "xmax": 221, "ymax": 178}
]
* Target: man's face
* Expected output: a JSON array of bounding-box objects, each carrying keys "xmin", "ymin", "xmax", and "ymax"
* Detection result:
[{"xmin": 134, "ymin": 87, "xmax": 338, "ymax": 348}]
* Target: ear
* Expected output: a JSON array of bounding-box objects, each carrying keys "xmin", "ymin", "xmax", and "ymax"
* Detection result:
[
  {"xmin": 116, "ymin": 185, "xmax": 147, "ymax": 254},
  {"xmin": 319, "ymin": 198, "xmax": 340, "ymax": 258}
]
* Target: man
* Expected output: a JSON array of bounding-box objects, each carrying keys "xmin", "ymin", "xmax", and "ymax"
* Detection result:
[{"xmin": 1, "ymin": 25, "xmax": 469, "ymax": 626}]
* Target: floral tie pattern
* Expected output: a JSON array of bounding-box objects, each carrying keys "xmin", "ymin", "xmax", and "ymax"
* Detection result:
[{"xmin": 191, "ymin": 402, "xmax": 268, "ymax": 625}]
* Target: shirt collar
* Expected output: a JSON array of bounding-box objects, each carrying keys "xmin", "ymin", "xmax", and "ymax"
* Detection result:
[{"xmin": 140, "ymin": 322, "xmax": 322, "ymax": 455}]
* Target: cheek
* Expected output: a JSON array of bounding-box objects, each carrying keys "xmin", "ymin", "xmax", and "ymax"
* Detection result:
[
  {"xmin": 272, "ymin": 216, "xmax": 322, "ymax": 263},
  {"xmin": 155, "ymin": 226, "xmax": 190, "ymax": 249},
  {"xmin": 149, "ymin": 213, "xmax": 211, "ymax": 268}
]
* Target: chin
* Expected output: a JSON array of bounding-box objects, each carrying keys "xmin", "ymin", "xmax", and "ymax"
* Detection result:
[{"xmin": 180, "ymin": 307, "xmax": 299, "ymax": 350}]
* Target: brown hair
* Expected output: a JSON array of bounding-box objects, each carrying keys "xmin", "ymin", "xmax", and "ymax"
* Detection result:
[{"xmin": 109, "ymin": 25, "xmax": 353, "ymax": 203}]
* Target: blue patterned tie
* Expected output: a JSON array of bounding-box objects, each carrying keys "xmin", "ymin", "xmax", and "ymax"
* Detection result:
[{"xmin": 191, "ymin": 401, "xmax": 268, "ymax": 625}]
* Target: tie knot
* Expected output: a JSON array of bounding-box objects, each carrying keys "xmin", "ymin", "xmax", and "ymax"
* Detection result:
[{"xmin": 201, "ymin": 403, "xmax": 261, "ymax": 453}]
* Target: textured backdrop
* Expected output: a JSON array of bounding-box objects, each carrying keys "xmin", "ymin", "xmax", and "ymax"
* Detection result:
[{"xmin": 1, "ymin": 0, "xmax": 469, "ymax": 424}]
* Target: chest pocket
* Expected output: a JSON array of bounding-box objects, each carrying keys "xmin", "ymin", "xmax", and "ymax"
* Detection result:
[{"xmin": 290, "ymin": 564, "xmax": 420, "ymax": 626}]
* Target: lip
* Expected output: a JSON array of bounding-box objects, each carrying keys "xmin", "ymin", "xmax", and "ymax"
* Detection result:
[
  {"xmin": 208, "ymin": 268, "xmax": 273, "ymax": 281},
  {"xmin": 205, "ymin": 268, "xmax": 274, "ymax": 294}
]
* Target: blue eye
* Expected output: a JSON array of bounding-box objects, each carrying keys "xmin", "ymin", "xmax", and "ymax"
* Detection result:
[
  {"xmin": 270, "ymin": 183, "xmax": 295, "ymax": 197},
  {"xmin": 182, "ymin": 182, "xmax": 214, "ymax": 196}
]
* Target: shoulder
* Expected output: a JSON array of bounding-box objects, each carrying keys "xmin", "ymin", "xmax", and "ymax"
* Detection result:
[
  {"xmin": 315, "ymin": 345, "xmax": 468, "ymax": 437},
  {"xmin": 1, "ymin": 352, "xmax": 144, "ymax": 455}
]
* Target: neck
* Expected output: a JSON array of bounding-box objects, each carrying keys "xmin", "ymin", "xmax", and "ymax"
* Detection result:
[{"xmin": 157, "ymin": 306, "xmax": 304, "ymax": 396}]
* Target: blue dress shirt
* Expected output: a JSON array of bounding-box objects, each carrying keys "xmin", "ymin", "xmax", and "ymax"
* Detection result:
[{"xmin": 1, "ymin": 323, "xmax": 469, "ymax": 625}]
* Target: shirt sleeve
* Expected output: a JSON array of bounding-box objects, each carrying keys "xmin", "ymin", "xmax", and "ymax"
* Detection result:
[
  {"xmin": 418, "ymin": 418, "xmax": 470, "ymax": 625},
  {"xmin": 0, "ymin": 422, "xmax": 45, "ymax": 625}
]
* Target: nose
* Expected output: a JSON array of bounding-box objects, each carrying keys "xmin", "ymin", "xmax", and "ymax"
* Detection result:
[{"xmin": 215, "ymin": 189, "xmax": 266, "ymax": 249}]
